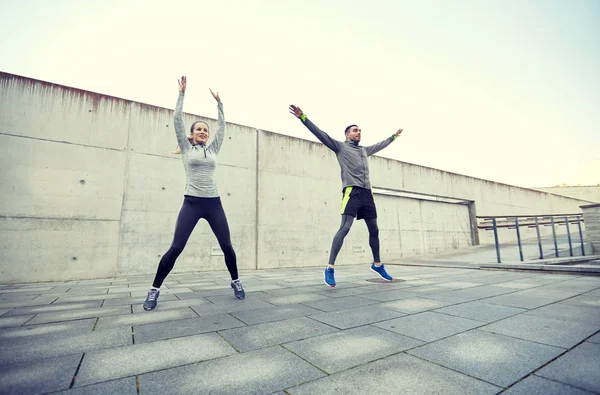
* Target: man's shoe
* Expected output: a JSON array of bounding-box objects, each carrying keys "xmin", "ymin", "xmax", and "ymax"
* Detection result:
[
  {"xmin": 370, "ymin": 263, "xmax": 393, "ymax": 281},
  {"xmin": 324, "ymin": 267, "xmax": 336, "ymax": 287},
  {"xmin": 143, "ymin": 289, "xmax": 160, "ymax": 311}
]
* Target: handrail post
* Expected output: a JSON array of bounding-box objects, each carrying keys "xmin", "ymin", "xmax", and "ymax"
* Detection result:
[
  {"xmin": 515, "ymin": 217, "xmax": 523, "ymax": 261},
  {"xmin": 577, "ymin": 216, "xmax": 585, "ymax": 256},
  {"xmin": 535, "ymin": 217, "xmax": 543, "ymax": 259},
  {"xmin": 564, "ymin": 216, "xmax": 573, "ymax": 257},
  {"xmin": 551, "ymin": 216, "xmax": 558, "ymax": 257},
  {"xmin": 492, "ymin": 218, "xmax": 501, "ymax": 263}
]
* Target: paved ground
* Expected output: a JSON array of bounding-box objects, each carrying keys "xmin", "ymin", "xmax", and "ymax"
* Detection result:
[{"xmin": 1, "ymin": 264, "xmax": 599, "ymax": 394}]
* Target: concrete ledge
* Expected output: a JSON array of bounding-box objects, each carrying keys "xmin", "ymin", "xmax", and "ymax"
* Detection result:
[
  {"xmin": 480, "ymin": 263, "xmax": 600, "ymax": 274},
  {"xmin": 526, "ymin": 255, "xmax": 600, "ymax": 265}
]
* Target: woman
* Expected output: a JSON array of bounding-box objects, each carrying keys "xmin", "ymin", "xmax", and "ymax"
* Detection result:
[{"xmin": 144, "ymin": 76, "xmax": 244, "ymax": 311}]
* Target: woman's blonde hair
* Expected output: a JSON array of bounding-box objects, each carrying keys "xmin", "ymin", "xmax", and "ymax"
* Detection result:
[{"xmin": 172, "ymin": 135, "xmax": 194, "ymax": 155}]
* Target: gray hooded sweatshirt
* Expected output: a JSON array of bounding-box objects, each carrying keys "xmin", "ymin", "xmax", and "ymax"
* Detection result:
[{"xmin": 300, "ymin": 115, "xmax": 397, "ymax": 190}]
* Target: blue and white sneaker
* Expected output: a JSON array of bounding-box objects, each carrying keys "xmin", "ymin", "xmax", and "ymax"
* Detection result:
[
  {"xmin": 370, "ymin": 263, "xmax": 393, "ymax": 281},
  {"xmin": 324, "ymin": 267, "xmax": 336, "ymax": 287}
]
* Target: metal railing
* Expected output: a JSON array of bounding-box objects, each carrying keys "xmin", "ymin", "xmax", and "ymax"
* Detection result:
[{"xmin": 477, "ymin": 214, "xmax": 585, "ymax": 263}]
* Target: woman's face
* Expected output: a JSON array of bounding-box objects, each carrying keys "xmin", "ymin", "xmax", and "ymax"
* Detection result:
[{"xmin": 191, "ymin": 122, "xmax": 209, "ymax": 145}]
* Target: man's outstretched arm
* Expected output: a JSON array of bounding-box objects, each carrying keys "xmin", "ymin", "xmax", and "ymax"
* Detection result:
[
  {"xmin": 365, "ymin": 128, "xmax": 403, "ymax": 156},
  {"xmin": 289, "ymin": 104, "xmax": 341, "ymax": 152}
]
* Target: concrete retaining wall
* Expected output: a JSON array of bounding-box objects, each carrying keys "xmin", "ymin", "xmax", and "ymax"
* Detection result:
[
  {"xmin": 581, "ymin": 204, "xmax": 600, "ymax": 254},
  {"xmin": 535, "ymin": 186, "xmax": 600, "ymax": 204},
  {"xmin": 0, "ymin": 72, "xmax": 593, "ymax": 282}
]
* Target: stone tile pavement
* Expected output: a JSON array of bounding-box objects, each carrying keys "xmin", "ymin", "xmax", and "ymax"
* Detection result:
[{"xmin": 0, "ymin": 265, "xmax": 599, "ymax": 394}]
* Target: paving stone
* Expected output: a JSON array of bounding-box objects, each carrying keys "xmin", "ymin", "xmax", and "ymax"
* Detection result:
[
  {"xmin": 0, "ymin": 353, "xmax": 82, "ymax": 395},
  {"xmin": 309, "ymin": 305, "xmax": 406, "ymax": 330},
  {"xmin": 436, "ymin": 281, "xmax": 483, "ymax": 289},
  {"xmin": 0, "ymin": 293, "xmax": 43, "ymax": 302},
  {"xmin": 261, "ymin": 286, "xmax": 323, "ymax": 297},
  {"xmin": 262, "ymin": 293, "xmax": 328, "ymax": 306},
  {"xmin": 283, "ymin": 325, "xmax": 423, "ymax": 374},
  {"xmin": 102, "ymin": 293, "xmax": 179, "ymax": 307},
  {"xmin": 301, "ymin": 295, "xmax": 378, "ymax": 312},
  {"xmin": 139, "ymin": 346, "xmax": 325, "ymax": 394},
  {"xmin": 585, "ymin": 289, "xmax": 600, "ymax": 297},
  {"xmin": 0, "ymin": 297, "xmax": 56, "ymax": 310},
  {"xmin": 525, "ymin": 304, "xmax": 600, "ymax": 325},
  {"xmin": 0, "ymin": 286, "xmax": 55, "ymax": 294},
  {"xmin": 0, "ymin": 318, "xmax": 96, "ymax": 338},
  {"xmin": 0, "ymin": 320, "xmax": 131, "ymax": 365},
  {"xmin": 358, "ymin": 289, "xmax": 419, "ymax": 302},
  {"xmin": 483, "ymin": 293, "xmax": 557, "ymax": 309},
  {"xmin": 380, "ymin": 297, "xmax": 455, "ymax": 314},
  {"xmin": 75, "ymin": 332, "xmax": 236, "ymax": 386},
  {"xmin": 205, "ymin": 292, "xmax": 271, "ymax": 304},
  {"xmin": 586, "ymin": 332, "xmax": 600, "ymax": 344},
  {"xmin": 372, "ymin": 311, "xmax": 483, "ymax": 342},
  {"xmin": 176, "ymin": 288, "xmax": 233, "ymax": 298},
  {"xmin": 503, "ymin": 375, "xmax": 595, "ymax": 395},
  {"xmin": 559, "ymin": 295, "xmax": 600, "ymax": 308},
  {"xmin": 510, "ymin": 288, "xmax": 583, "ymax": 300},
  {"xmin": 423, "ymin": 286, "xmax": 517, "ymax": 303},
  {"xmin": 95, "ymin": 307, "xmax": 197, "ymax": 329},
  {"xmin": 219, "ymin": 317, "xmax": 338, "ymax": 352},
  {"xmin": 185, "ymin": 300, "xmax": 267, "ymax": 318},
  {"xmin": 134, "ymin": 314, "xmax": 245, "ymax": 343},
  {"xmin": 316, "ymin": 283, "xmax": 414, "ymax": 297},
  {"xmin": 26, "ymin": 305, "xmax": 132, "ymax": 325},
  {"xmin": 493, "ymin": 282, "xmax": 540, "ymax": 289},
  {"xmin": 0, "ymin": 315, "xmax": 34, "ymax": 328},
  {"xmin": 56, "ymin": 377, "xmax": 138, "ymax": 394},
  {"xmin": 537, "ymin": 342, "xmax": 600, "ymax": 393},
  {"xmin": 235, "ymin": 283, "xmax": 284, "ymax": 292},
  {"xmin": 407, "ymin": 330, "xmax": 565, "ymax": 387},
  {"xmin": 287, "ymin": 352, "xmax": 500, "ymax": 395},
  {"xmin": 132, "ymin": 297, "xmax": 212, "ymax": 313},
  {"xmin": 230, "ymin": 304, "xmax": 321, "ymax": 325},
  {"xmin": 107, "ymin": 286, "xmax": 154, "ymax": 294},
  {"xmin": 434, "ymin": 302, "xmax": 526, "ymax": 323},
  {"xmin": 130, "ymin": 288, "xmax": 193, "ymax": 298},
  {"xmin": 53, "ymin": 292, "xmax": 131, "ymax": 304},
  {"xmin": 3, "ymin": 301, "xmax": 103, "ymax": 317},
  {"xmin": 480, "ymin": 313, "xmax": 599, "ymax": 348}
]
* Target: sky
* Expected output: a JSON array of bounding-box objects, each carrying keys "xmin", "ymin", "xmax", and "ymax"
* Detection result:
[{"xmin": 1, "ymin": 0, "xmax": 599, "ymax": 188}]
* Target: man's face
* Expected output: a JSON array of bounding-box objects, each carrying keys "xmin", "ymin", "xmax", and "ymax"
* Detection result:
[{"xmin": 346, "ymin": 126, "xmax": 361, "ymax": 142}]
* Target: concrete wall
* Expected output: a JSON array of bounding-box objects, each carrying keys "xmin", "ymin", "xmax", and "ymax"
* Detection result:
[
  {"xmin": 581, "ymin": 204, "xmax": 600, "ymax": 254},
  {"xmin": 534, "ymin": 186, "xmax": 600, "ymax": 204},
  {"xmin": 0, "ymin": 72, "xmax": 593, "ymax": 282}
]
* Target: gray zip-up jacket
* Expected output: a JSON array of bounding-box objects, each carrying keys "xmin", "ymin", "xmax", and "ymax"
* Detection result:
[
  {"xmin": 174, "ymin": 92, "xmax": 225, "ymax": 198},
  {"xmin": 300, "ymin": 115, "xmax": 397, "ymax": 190}
]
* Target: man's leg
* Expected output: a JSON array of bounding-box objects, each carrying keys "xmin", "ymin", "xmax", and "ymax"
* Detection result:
[
  {"xmin": 324, "ymin": 215, "xmax": 355, "ymax": 287},
  {"xmin": 365, "ymin": 217, "xmax": 381, "ymax": 263},
  {"xmin": 360, "ymin": 194, "xmax": 392, "ymax": 281},
  {"xmin": 328, "ymin": 214, "xmax": 355, "ymax": 266}
]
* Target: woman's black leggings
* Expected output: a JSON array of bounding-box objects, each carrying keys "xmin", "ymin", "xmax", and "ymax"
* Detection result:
[{"xmin": 152, "ymin": 196, "xmax": 238, "ymax": 288}]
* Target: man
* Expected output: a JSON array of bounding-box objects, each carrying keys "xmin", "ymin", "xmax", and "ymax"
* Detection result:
[{"xmin": 289, "ymin": 104, "xmax": 403, "ymax": 287}]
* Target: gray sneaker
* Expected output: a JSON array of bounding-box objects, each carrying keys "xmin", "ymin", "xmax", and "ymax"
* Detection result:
[
  {"xmin": 143, "ymin": 289, "xmax": 160, "ymax": 311},
  {"xmin": 231, "ymin": 280, "xmax": 245, "ymax": 300}
]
